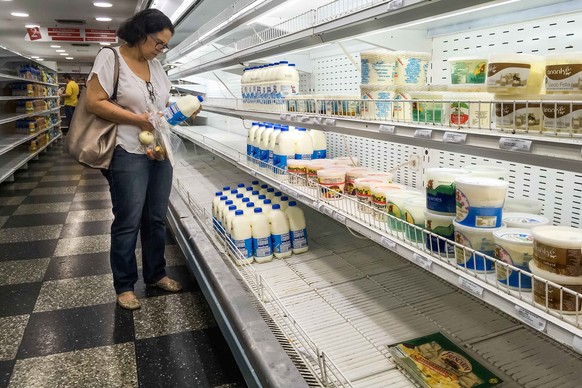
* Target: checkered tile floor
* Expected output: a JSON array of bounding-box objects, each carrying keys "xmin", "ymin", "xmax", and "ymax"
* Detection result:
[{"xmin": 0, "ymin": 142, "xmax": 246, "ymax": 388}]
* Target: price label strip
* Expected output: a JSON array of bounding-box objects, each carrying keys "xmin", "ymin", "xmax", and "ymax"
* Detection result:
[
  {"xmin": 333, "ymin": 212, "xmax": 347, "ymax": 224},
  {"xmin": 414, "ymin": 129, "xmax": 433, "ymax": 139},
  {"xmin": 573, "ymin": 336, "xmax": 582, "ymax": 354},
  {"xmin": 514, "ymin": 305, "xmax": 547, "ymax": 332},
  {"xmin": 280, "ymin": 184, "xmax": 299, "ymax": 199},
  {"xmin": 388, "ymin": 0, "xmax": 404, "ymax": 10},
  {"xmin": 381, "ymin": 236, "xmax": 397, "ymax": 252},
  {"xmin": 499, "ymin": 137, "xmax": 532, "ymax": 152},
  {"xmin": 458, "ymin": 277, "xmax": 484, "ymax": 298},
  {"xmin": 299, "ymin": 115, "xmax": 311, "ymax": 123},
  {"xmin": 443, "ymin": 132, "xmax": 467, "ymax": 144},
  {"xmin": 279, "ymin": 114, "xmax": 288, "ymax": 121},
  {"xmin": 412, "ymin": 253, "xmax": 432, "ymax": 271},
  {"xmin": 379, "ymin": 125, "xmax": 396, "ymax": 134},
  {"xmin": 325, "ymin": 118, "xmax": 336, "ymax": 126}
]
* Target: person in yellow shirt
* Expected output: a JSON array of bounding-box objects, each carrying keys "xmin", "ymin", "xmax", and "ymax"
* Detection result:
[{"xmin": 59, "ymin": 74, "xmax": 79, "ymax": 129}]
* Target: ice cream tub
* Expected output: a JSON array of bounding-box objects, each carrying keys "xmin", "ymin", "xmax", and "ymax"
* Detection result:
[
  {"xmin": 355, "ymin": 177, "xmax": 386, "ymax": 213},
  {"xmin": 486, "ymin": 53, "xmax": 545, "ymax": 95},
  {"xmin": 371, "ymin": 183, "xmax": 405, "ymax": 221},
  {"xmin": 394, "ymin": 51, "xmax": 431, "ymax": 87},
  {"xmin": 455, "ymin": 177, "xmax": 508, "ymax": 228},
  {"xmin": 345, "ymin": 167, "xmax": 372, "ymax": 196},
  {"xmin": 463, "ymin": 164, "xmax": 508, "ymax": 180},
  {"xmin": 454, "ymin": 221, "xmax": 503, "ymax": 273},
  {"xmin": 504, "ymin": 197, "xmax": 543, "ymax": 214},
  {"xmin": 360, "ymin": 50, "xmax": 397, "ymax": 85},
  {"xmin": 387, "ymin": 190, "xmax": 424, "ymax": 231},
  {"xmin": 502, "ymin": 213, "xmax": 550, "ymax": 229},
  {"xmin": 425, "ymin": 168, "xmax": 471, "ymax": 214},
  {"xmin": 317, "ymin": 168, "xmax": 348, "ymax": 200},
  {"xmin": 403, "ymin": 196, "xmax": 427, "ymax": 243},
  {"xmin": 287, "ymin": 159, "xmax": 308, "ymax": 186},
  {"xmin": 494, "ymin": 228, "xmax": 534, "ymax": 290},
  {"xmin": 532, "ymin": 226, "xmax": 582, "ymax": 276},
  {"xmin": 494, "ymin": 96, "xmax": 542, "ymax": 132},
  {"xmin": 424, "ymin": 210, "xmax": 455, "ymax": 257},
  {"xmin": 449, "ymin": 56, "xmax": 488, "ymax": 84},
  {"xmin": 545, "ymin": 52, "xmax": 582, "ymax": 93},
  {"xmin": 529, "ymin": 260, "xmax": 582, "ymax": 314}
]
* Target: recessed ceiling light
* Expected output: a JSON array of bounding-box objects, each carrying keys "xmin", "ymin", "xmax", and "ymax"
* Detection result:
[
  {"xmin": 93, "ymin": 2, "xmax": 112, "ymax": 7},
  {"xmin": 66, "ymin": 57, "xmax": 74, "ymax": 60},
  {"xmin": 50, "ymin": 45, "xmax": 61, "ymax": 48},
  {"xmin": 56, "ymin": 49, "xmax": 65, "ymax": 52},
  {"xmin": 31, "ymin": 56, "xmax": 39, "ymax": 59},
  {"xmin": 95, "ymin": 17, "xmax": 112, "ymax": 22},
  {"xmin": 99, "ymin": 42, "xmax": 111, "ymax": 46},
  {"xmin": 37, "ymin": 58, "xmax": 43, "ymax": 61},
  {"xmin": 11, "ymin": 12, "xmax": 29, "ymax": 17},
  {"xmin": 59, "ymin": 53, "xmax": 68, "ymax": 56},
  {"xmin": 25, "ymin": 24, "xmax": 39, "ymax": 28}
]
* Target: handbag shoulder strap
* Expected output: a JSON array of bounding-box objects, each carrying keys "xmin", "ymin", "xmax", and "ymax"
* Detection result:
[{"xmin": 91, "ymin": 46, "xmax": 120, "ymax": 101}]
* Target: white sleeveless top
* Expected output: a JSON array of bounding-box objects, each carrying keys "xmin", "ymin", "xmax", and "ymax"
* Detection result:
[{"xmin": 88, "ymin": 46, "xmax": 171, "ymax": 154}]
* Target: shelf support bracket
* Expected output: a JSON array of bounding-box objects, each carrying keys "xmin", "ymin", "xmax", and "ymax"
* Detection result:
[
  {"xmin": 212, "ymin": 71, "xmax": 237, "ymax": 99},
  {"xmin": 336, "ymin": 42, "xmax": 360, "ymax": 73}
]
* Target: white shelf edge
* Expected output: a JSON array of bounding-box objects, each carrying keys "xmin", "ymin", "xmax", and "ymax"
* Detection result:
[
  {"xmin": 0, "ymin": 72, "xmax": 58, "ymax": 87},
  {"xmin": 0, "ymin": 107, "xmax": 61, "ymax": 126},
  {"xmin": 172, "ymin": 124, "xmax": 582, "ymax": 356},
  {"xmin": 0, "ymin": 96, "xmax": 59, "ymax": 101},
  {"xmin": 0, "ymin": 121, "xmax": 61, "ymax": 157},
  {"xmin": 0, "ymin": 133, "xmax": 62, "ymax": 183}
]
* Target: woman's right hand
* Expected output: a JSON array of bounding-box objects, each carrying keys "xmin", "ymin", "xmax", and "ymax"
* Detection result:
[{"xmin": 135, "ymin": 112, "xmax": 155, "ymax": 132}]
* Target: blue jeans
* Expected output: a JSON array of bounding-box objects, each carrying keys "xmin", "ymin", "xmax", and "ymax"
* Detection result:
[
  {"xmin": 102, "ymin": 146, "xmax": 173, "ymax": 294},
  {"xmin": 64, "ymin": 105, "xmax": 75, "ymax": 128}
]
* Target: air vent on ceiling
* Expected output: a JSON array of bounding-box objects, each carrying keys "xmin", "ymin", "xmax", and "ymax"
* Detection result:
[
  {"xmin": 71, "ymin": 43, "xmax": 90, "ymax": 47},
  {"xmin": 54, "ymin": 19, "xmax": 86, "ymax": 25}
]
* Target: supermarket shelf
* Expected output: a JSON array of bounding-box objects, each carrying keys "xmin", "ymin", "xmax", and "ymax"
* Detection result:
[
  {"xmin": 0, "ymin": 96, "xmax": 59, "ymax": 101},
  {"xmin": 0, "ymin": 122, "xmax": 61, "ymax": 157},
  {"xmin": 0, "ymin": 72, "xmax": 58, "ymax": 87},
  {"xmin": 203, "ymin": 102, "xmax": 582, "ymax": 173},
  {"xmin": 0, "ymin": 133, "xmax": 62, "ymax": 183},
  {"xmin": 171, "ymin": 144, "xmax": 582, "ymax": 387},
  {"xmin": 0, "ymin": 107, "xmax": 60, "ymax": 126},
  {"xmin": 172, "ymin": 124, "xmax": 582, "ymax": 357}
]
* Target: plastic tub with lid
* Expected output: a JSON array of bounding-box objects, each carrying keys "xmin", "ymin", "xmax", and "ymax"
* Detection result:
[
  {"xmin": 365, "ymin": 171, "xmax": 394, "ymax": 183},
  {"xmin": 494, "ymin": 228, "xmax": 534, "ymax": 290},
  {"xmin": 455, "ymin": 176, "xmax": 508, "ymax": 228},
  {"xmin": 529, "ymin": 260, "xmax": 582, "ymax": 314},
  {"xmin": 360, "ymin": 85, "xmax": 394, "ymax": 120},
  {"xmin": 287, "ymin": 159, "xmax": 308, "ymax": 186},
  {"xmin": 355, "ymin": 177, "xmax": 389, "ymax": 213},
  {"xmin": 454, "ymin": 221, "xmax": 504, "ymax": 273},
  {"xmin": 444, "ymin": 92, "xmax": 494, "ymax": 129},
  {"xmin": 410, "ymin": 91, "xmax": 447, "ymax": 125},
  {"xmin": 532, "ymin": 226, "xmax": 582, "ymax": 276},
  {"xmin": 392, "ymin": 90, "xmax": 412, "ymax": 122},
  {"xmin": 333, "ymin": 156, "xmax": 359, "ymax": 167},
  {"xmin": 486, "ymin": 53, "xmax": 545, "ymax": 95},
  {"xmin": 545, "ymin": 52, "xmax": 582, "ymax": 94},
  {"xmin": 317, "ymin": 168, "xmax": 348, "ymax": 200},
  {"xmin": 540, "ymin": 94, "xmax": 582, "ymax": 136},
  {"xmin": 424, "ymin": 210, "xmax": 455, "ymax": 257},
  {"xmin": 425, "ymin": 168, "xmax": 471, "ymax": 214},
  {"xmin": 502, "ymin": 213, "xmax": 550, "ymax": 229},
  {"xmin": 503, "ymin": 197, "xmax": 543, "ymax": 214},
  {"xmin": 403, "ymin": 196, "xmax": 427, "ymax": 243},
  {"xmin": 345, "ymin": 167, "xmax": 372, "ymax": 196},
  {"xmin": 463, "ymin": 164, "xmax": 508, "ymax": 180},
  {"xmin": 493, "ymin": 95, "xmax": 543, "ymax": 132},
  {"xmin": 387, "ymin": 190, "xmax": 424, "ymax": 231},
  {"xmin": 394, "ymin": 51, "xmax": 431, "ymax": 87},
  {"xmin": 306, "ymin": 160, "xmax": 336, "ymax": 187},
  {"xmin": 370, "ymin": 183, "xmax": 405, "ymax": 221},
  {"xmin": 360, "ymin": 50, "xmax": 397, "ymax": 85},
  {"xmin": 449, "ymin": 56, "xmax": 488, "ymax": 84}
]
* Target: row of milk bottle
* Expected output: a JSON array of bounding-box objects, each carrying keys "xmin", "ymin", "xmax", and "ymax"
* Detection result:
[
  {"xmin": 211, "ymin": 182, "xmax": 309, "ymax": 265},
  {"xmin": 241, "ymin": 62, "xmax": 299, "ymax": 109},
  {"xmin": 247, "ymin": 121, "xmax": 327, "ymax": 171}
]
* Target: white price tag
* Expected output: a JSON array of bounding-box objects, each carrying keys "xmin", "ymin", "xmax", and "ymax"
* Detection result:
[
  {"xmin": 310, "ymin": 117, "xmax": 322, "ymax": 125},
  {"xmin": 381, "ymin": 236, "xmax": 397, "ymax": 252},
  {"xmin": 573, "ymin": 336, "xmax": 582, "ymax": 353},
  {"xmin": 388, "ymin": 0, "xmax": 404, "ymax": 10},
  {"xmin": 499, "ymin": 138, "xmax": 532, "ymax": 152},
  {"xmin": 323, "ymin": 206, "xmax": 334, "ymax": 218},
  {"xmin": 325, "ymin": 118, "xmax": 336, "ymax": 126},
  {"xmin": 280, "ymin": 184, "xmax": 298, "ymax": 199},
  {"xmin": 299, "ymin": 115, "xmax": 311, "ymax": 123},
  {"xmin": 443, "ymin": 132, "xmax": 467, "ymax": 144},
  {"xmin": 289, "ymin": 114, "xmax": 297, "ymax": 121},
  {"xmin": 414, "ymin": 129, "xmax": 433, "ymax": 139},
  {"xmin": 334, "ymin": 213, "xmax": 346, "ymax": 224},
  {"xmin": 458, "ymin": 277, "xmax": 484, "ymax": 298},
  {"xmin": 379, "ymin": 125, "xmax": 396, "ymax": 134},
  {"xmin": 514, "ymin": 305, "xmax": 547, "ymax": 332},
  {"xmin": 280, "ymin": 114, "xmax": 287, "ymax": 121},
  {"xmin": 412, "ymin": 253, "xmax": 432, "ymax": 271}
]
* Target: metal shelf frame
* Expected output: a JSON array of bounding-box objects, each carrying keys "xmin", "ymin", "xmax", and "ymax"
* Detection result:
[
  {"xmin": 0, "ymin": 133, "xmax": 62, "ymax": 183},
  {"xmin": 0, "ymin": 107, "xmax": 61, "ymax": 126},
  {"xmin": 0, "ymin": 121, "xmax": 61, "ymax": 157},
  {"xmin": 0, "ymin": 73, "xmax": 58, "ymax": 87},
  {"xmin": 0, "ymin": 96, "xmax": 59, "ymax": 101}
]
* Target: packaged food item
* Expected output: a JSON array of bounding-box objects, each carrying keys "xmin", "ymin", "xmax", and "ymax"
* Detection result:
[
  {"xmin": 394, "ymin": 51, "xmax": 431, "ymax": 87},
  {"xmin": 494, "ymin": 96, "xmax": 542, "ymax": 132},
  {"xmin": 444, "ymin": 92, "xmax": 494, "ymax": 129},
  {"xmin": 531, "ymin": 226, "xmax": 582, "ymax": 276},
  {"xmin": 360, "ymin": 50, "xmax": 397, "ymax": 85},
  {"xmin": 454, "ymin": 221, "xmax": 504, "ymax": 273},
  {"xmin": 424, "ymin": 210, "xmax": 455, "ymax": 257},
  {"xmin": 487, "ymin": 53, "xmax": 544, "ymax": 95},
  {"xmin": 494, "ymin": 228, "xmax": 534, "ymax": 290},
  {"xmin": 455, "ymin": 177, "xmax": 508, "ymax": 228},
  {"xmin": 529, "ymin": 260, "xmax": 582, "ymax": 314},
  {"xmin": 545, "ymin": 52, "xmax": 582, "ymax": 93},
  {"xmin": 425, "ymin": 168, "xmax": 471, "ymax": 214},
  {"xmin": 541, "ymin": 94, "xmax": 582, "ymax": 136},
  {"xmin": 449, "ymin": 56, "xmax": 488, "ymax": 84},
  {"xmin": 317, "ymin": 168, "xmax": 348, "ymax": 200}
]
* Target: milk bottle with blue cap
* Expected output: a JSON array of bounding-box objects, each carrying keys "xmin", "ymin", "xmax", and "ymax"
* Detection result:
[
  {"xmin": 269, "ymin": 204, "xmax": 292, "ymax": 259},
  {"xmin": 260, "ymin": 124, "xmax": 276, "ymax": 168},
  {"xmin": 251, "ymin": 123, "xmax": 266, "ymax": 162},
  {"xmin": 220, "ymin": 200, "xmax": 234, "ymax": 229},
  {"xmin": 268, "ymin": 125, "xmax": 282, "ymax": 166},
  {"xmin": 280, "ymin": 63, "xmax": 299, "ymax": 98},
  {"xmin": 223, "ymin": 205, "xmax": 237, "ymax": 238},
  {"xmin": 286, "ymin": 201, "xmax": 309, "ymax": 253},
  {"xmin": 244, "ymin": 202, "xmax": 255, "ymax": 217},
  {"xmin": 294, "ymin": 127, "xmax": 314, "ymax": 160},
  {"xmin": 273, "ymin": 126, "xmax": 295, "ymax": 171},
  {"xmin": 231, "ymin": 210, "xmax": 254, "ymax": 265},
  {"xmin": 308, "ymin": 129, "xmax": 327, "ymax": 159},
  {"xmin": 225, "ymin": 205, "xmax": 238, "ymax": 239},
  {"xmin": 211, "ymin": 191, "xmax": 224, "ymax": 230},
  {"xmin": 261, "ymin": 199, "xmax": 273, "ymax": 217},
  {"xmin": 251, "ymin": 208, "xmax": 273, "ymax": 263},
  {"xmin": 279, "ymin": 196, "xmax": 290, "ymax": 212},
  {"xmin": 162, "ymin": 95, "xmax": 203, "ymax": 126},
  {"xmin": 215, "ymin": 196, "xmax": 230, "ymax": 234}
]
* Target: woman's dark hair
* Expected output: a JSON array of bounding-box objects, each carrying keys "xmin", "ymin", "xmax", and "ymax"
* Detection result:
[{"xmin": 117, "ymin": 9, "xmax": 174, "ymax": 46}]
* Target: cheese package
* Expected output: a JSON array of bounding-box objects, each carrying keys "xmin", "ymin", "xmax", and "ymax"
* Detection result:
[{"xmin": 387, "ymin": 332, "xmax": 502, "ymax": 388}]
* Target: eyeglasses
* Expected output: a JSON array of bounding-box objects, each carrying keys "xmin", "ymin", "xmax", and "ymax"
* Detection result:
[
  {"xmin": 145, "ymin": 81, "xmax": 156, "ymax": 104},
  {"xmin": 150, "ymin": 35, "xmax": 169, "ymax": 53}
]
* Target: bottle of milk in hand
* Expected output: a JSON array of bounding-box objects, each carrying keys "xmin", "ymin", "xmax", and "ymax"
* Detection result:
[{"xmin": 162, "ymin": 95, "xmax": 204, "ymax": 126}]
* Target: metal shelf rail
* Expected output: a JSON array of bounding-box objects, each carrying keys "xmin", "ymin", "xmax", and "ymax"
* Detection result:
[
  {"xmin": 0, "ymin": 133, "xmax": 62, "ymax": 183},
  {"xmin": 0, "ymin": 121, "xmax": 61, "ymax": 157}
]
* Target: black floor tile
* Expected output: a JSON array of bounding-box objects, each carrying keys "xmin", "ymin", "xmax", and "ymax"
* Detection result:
[
  {"xmin": 35, "ymin": 180, "xmax": 80, "ymax": 188},
  {"xmin": 22, "ymin": 194, "xmax": 76, "ymax": 204},
  {"xmin": 134, "ymin": 265, "xmax": 200, "ymax": 299},
  {"xmin": 0, "ymin": 360, "xmax": 15, "ymax": 388},
  {"xmin": 69, "ymin": 200, "xmax": 112, "ymax": 211},
  {"xmin": 4, "ymin": 176, "xmax": 40, "ymax": 183},
  {"xmin": 2, "ymin": 212, "xmax": 68, "ymax": 228},
  {"xmin": 0, "ymin": 189, "xmax": 33, "ymax": 197},
  {"xmin": 0, "ymin": 240, "xmax": 58, "ymax": 261},
  {"xmin": 135, "ymin": 328, "xmax": 246, "ymax": 388},
  {"xmin": 17, "ymin": 303, "xmax": 134, "ymax": 359},
  {"xmin": 59, "ymin": 220, "xmax": 112, "ymax": 238},
  {"xmin": 75, "ymin": 185, "xmax": 110, "ymax": 193},
  {"xmin": 44, "ymin": 252, "xmax": 112, "ymax": 281},
  {"xmin": 0, "ymin": 206, "xmax": 17, "ymax": 216},
  {"xmin": 0, "ymin": 282, "xmax": 42, "ymax": 317}
]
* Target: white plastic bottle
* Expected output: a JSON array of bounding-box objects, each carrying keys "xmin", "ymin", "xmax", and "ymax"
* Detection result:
[
  {"xmin": 215, "ymin": 196, "xmax": 230, "ymax": 234},
  {"xmin": 249, "ymin": 67, "xmax": 259, "ymax": 109},
  {"xmin": 223, "ymin": 204, "xmax": 237, "ymax": 237},
  {"xmin": 286, "ymin": 201, "xmax": 309, "ymax": 253},
  {"xmin": 279, "ymin": 196, "xmax": 290, "ymax": 212},
  {"xmin": 244, "ymin": 187, "xmax": 254, "ymax": 198},
  {"xmin": 273, "ymin": 61, "xmax": 287, "ymax": 108},
  {"xmin": 227, "ymin": 189, "xmax": 238, "ymax": 200},
  {"xmin": 251, "ymin": 180, "xmax": 261, "ymax": 191},
  {"xmin": 234, "ymin": 193, "xmax": 246, "ymax": 208},
  {"xmin": 261, "ymin": 199, "xmax": 273, "ymax": 217},
  {"xmin": 266, "ymin": 187, "xmax": 275, "ymax": 200},
  {"xmin": 260, "ymin": 123, "xmax": 274, "ymax": 167},
  {"xmin": 241, "ymin": 67, "xmax": 250, "ymax": 107},
  {"xmin": 269, "ymin": 204, "xmax": 293, "ymax": 259},
  {"xmin": 230, "ymin": 210, "xmax": 254, "ymax": 265},
  {"xmin": 251, "ymin": 208, "xmax": 273, "ymax": 263},
  {"xmin": 162, "ymin": 95, "xmax": 204, "ymax": 126},
  {"xmin": 294, "ymin": 127, "xmax": 314, "ymax": 160},
  {"xmin": 252, "ymin": 123, "xmax": 266, "ymax": 162},
  {"xmin": 259, "ymin": 184, "xmax": 269, "ymax": 196},
  {"xmin": 272, "ymin": 191, "xmax": 283, "ymax": 205},
  {"xmin": 308, "ymin": 129, "xmax": 327, "ymax": 159},
  {"xmin": 225, "ymin": 205, "xmax": 239, "ymax": 239},
  {"xmin": 244, "ymin": 202, "xmax": 255, "ymax": 217},
  {"xmin": 221, "ymin": 200, "xmax": 234, "ymax": 228},
  {"xmin": 273, "ymin": 126, "xmax": 296, "ymax": 170},
  {"xmin": 211, "ymin": 191, "xmax": 224, "ymax": 231},
  {"xmin": 257, "ymin": 194, "xmax": 267, "ymax": 204},
  {"xmin": 250, "ymin": 191, "xmax": 260, "ymax": 201},
  {"xmin": 280, "ymin": 63, "xmax": 299, "ymax": 98},
  {"xmin": 268, "ymin": 124, "xmax": 282, "ymax": 166}
]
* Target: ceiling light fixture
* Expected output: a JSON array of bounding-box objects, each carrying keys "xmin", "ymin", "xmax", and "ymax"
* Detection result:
[
  {"xmin": 11, "ymin": 12, "xmax": 29, "ymax": 17},
  {"xmin": 59, "ymin": 53, "xmax": 69, "ymax": 56},
  {"xmin": 50, "ymin": 45, "xmax": 61, "ymax": 48},
  {"xmin": 66, "ymin": 57, "xmax": 74, "ymax": 60},
  {"xmin": 56, "ymin": 49, "xmax": 65, "ymax": 52},
  {"xmin": 169, "ymin": 0, "xmax": 196, "ymax": 23},
  {"xmin": 31, "ymin": 56, "xmax": 39, "ymax": 59},
  {"xmin": 93, "ymin": 2, "xmax": 112, "ymax": 7},
  {"xmin": 99, "ymin": 42, "xmax": 111, "ymax": 46},
  {"xmin": 95, "ymin": 17, "xmax": 112, "ymax": 22},
  {"xmin": 37, "ymin": 59, "xmax": 44, "ymax": 61}
]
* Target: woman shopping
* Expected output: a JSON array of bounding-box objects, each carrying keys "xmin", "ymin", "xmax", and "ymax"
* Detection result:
[{"xmin": 85, "ymin": 9, "xmax": 200, "ymax": 310}]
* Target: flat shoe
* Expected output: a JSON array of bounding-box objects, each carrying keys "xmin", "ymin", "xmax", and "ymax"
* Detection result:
[
  {"xmin": 117, "ymin": 297, "xmax": 141, "ymax": 310},
  {"xmin": 151, "ymin": 278, "xmax": 182, "ymax": 292}
]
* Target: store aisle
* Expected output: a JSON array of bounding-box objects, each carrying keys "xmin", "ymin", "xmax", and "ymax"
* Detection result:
[{"xmin": 0, "ymin": 142, "xmax": 246, "ymax": 388}]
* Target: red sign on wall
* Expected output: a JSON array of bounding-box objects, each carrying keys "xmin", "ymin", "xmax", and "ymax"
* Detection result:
[{"xmin": 24, "ymin": 27, "xmax": 117, "ymax": 43}]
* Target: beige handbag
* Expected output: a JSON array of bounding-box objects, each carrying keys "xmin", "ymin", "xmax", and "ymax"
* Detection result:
[{"xmin": 65, "ymin": 47, "xmax": 120, "ymax": 169}]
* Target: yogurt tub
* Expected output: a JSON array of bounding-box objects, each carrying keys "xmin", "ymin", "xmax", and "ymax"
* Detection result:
[
  {"xmin": 455, "ymin": 177, "xmax": 508, "ymax": 228},
  {"xmin": 449, "ymin": 56, "xmax": 488, "ymax": 84},
  {"xmin": 392, "ymin": 90, "xmax": 412, "ymax": 122},
  {"xmin": 317, "ymin": 168, "xmax": 348, "ymax": 200},
  {"xmin": 410, "ymin": 92, "xmax": 447, "ymax": 125},
  {"xmin": 454, "ymin": 221, "xmax": 504, "ymax": 273},
  {"xmin": 502, "ymin": 212, "xmax": 550, "ymax": 229},
  {"xmin": 360, "ymin": 85, "xmax": 394, "ymax": 120},
  {"xmin": 333, "ymin": 156, "xmax": 359, "ymax": 167},
  {"xmin": 494, "ymin": 96, "xmax": 543, "ymax": 132},
  {"xmin": 394, "ymin": 51, "xmax": 431, "ymax": 87},
  {"xmin": 366, "ymin": 172, "xmax": 394, "ymax": 183},
  {"xmin": 360, "ymin": 50, "xmax": 397, "ymax": 85},
  {"xmin": 545, "ymin": 52, "xmax": 582, "ymax": 94},
  {"xmin": 444, "ymin": 92, "xmax": 494, "ymax": 129},
  {"xmin": 355, "ymin": 178, "xmax": 386, "ymax": 213},
  {"xmin": 306, "ymin": 160, "xmax": 336, "ymax": 187},
  {"xmin": 345, "ymin": 167, "xmax": 372, "ymax": 196},
  {"xmin": 540, "ymin": 94, "xmax": 582, "ymax": 136},
  {"xmin": 424, "ymin": 210, "xmax": 455, "ymax": 257},
  {"xmin": 494, "ymin": 228, "xmax": 534, "ymax": 290},
  {"xmin": 532, "ymin": 226, "xmax": 582, "ymax": 276},
  {"xmin": 387, "ymin": 190, "xmax": 424, "ymax": 231},
  {"xmin": 463, "ymin": 164, "xmax": 509, "ymax": 180},
  {"xmin": 403, "ymin": 196, "xmax": 427, "ymax": 243},
  {"xmin": 425, "ymin": 168, "xmax": 471, "ymax": 214},
  {"xmin": 529, "ymin": 260, "xmax": 582, "ymax": 314},
  {"xmin": 487, "ymin": 53, "xmax": 545, "ymax": 95},
  {"xmin": 371, "ymin": 183, "xmax": 405, "ymax": 221},
  {"xmin": 504, "ymin": 197, "xmax": 543, "ymax": 214},
  {"xmin": 287, "ymin": 159, "xmax": 308, "ymax": 186}
]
